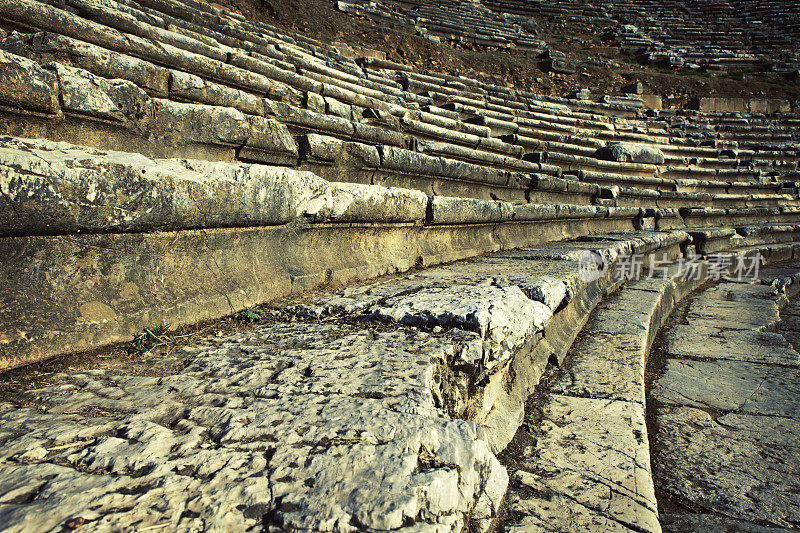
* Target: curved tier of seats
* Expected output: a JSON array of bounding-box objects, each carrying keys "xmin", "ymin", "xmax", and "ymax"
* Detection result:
[
  {"xmin": 1, "ymin": 0, "xmax": 800, "ymax": 531},
  {"xmin": 333, "ymin": 0, "xmax": 800, "ymax": 73},
  {"xmin": 1, "ymin": 0, "xmax": 799, "ymax": 362},
  {"xmin": 337, "ymin": 0, "xmax": 544, "ymax": 50},
  {"xmin": 488, "ymin": 0, "xmax": 800, "ymax": 73},
  {"xmin": 503, "ymin": 249, "xmax": 800, "ymax": 532}
]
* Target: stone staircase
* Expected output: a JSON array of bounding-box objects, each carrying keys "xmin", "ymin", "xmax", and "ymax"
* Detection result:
[{"xmin": 2, "ymin": 0, "xmax": 800, "ymax": 530}]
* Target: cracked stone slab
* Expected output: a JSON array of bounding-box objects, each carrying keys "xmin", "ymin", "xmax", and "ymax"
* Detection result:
[
  {"xmin": 551, "ymin": 331, "xmax": 647, "ymax": 404},
  {"xmin": 296, "ymin": 234, "xmax": 686, "ymax": 325},
  {"xmin": 697, "ymin": 282, "xmax": 780, "ymax": 302},
  {"xmin": 664, "ymin": 325, "xmax": 799, "ymax": 366},
  {"xmin": 509, "ymin": 395, "xmax": 659, "ymax": 533},
  {"xmin": 295, "ymin": 256, "xmax": 578, "ymax": 320},
  {"xmin": 685, "ymin": 299, "xmax": 783, "ymax": 330},
  {"xmin": 0, "ymin": 136, "xmax": 428, "ymax": 237},
  {"xmin": 0, "ymin": 49, "xmax": 60, "ymax": 115},
  {"xmin": 660, "ymin": 514, "xmax": 796, "ymax": 533},
  {"xmin": 0, "ymin": 323, "xmax": 507, "ymax": 531},
  {"xmin": 45, "ymin": 61, "xmax": 144, "ymax": 123},
  {"xmin": 685, "ymin": 284, "xmax": 784, "ymax": 330},
  {"xmin": 651, "ymin": 358, "xmax": 800, "ymax": 419},
  {"xmin": 588, "ymin": 311, "xmax": 651, "ymax": 337},
  {"xmin": 505, "ymin": 478, "xmax": 643, "ymax": 533},
  {"xmin": 369, "ymin": 282, "xmax": 552, "ymax": 369},
  {"xmin": 653, "ymin": 407, "xmax": 800, "ymax": 529}
]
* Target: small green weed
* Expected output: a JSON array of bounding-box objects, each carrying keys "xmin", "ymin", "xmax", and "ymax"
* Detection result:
[
  {"xmin": 129, "ymin": 323, "xmax": 171, "ymax": 356},
  {"xmin": 237, "ymin": 308, "xmax": 266, "ymax": 323},
  {"xmin": 521, "ymin": 415, "xmax": 537, "ymax": 433}
]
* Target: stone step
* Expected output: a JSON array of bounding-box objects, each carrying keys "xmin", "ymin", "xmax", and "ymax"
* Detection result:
[
  {"xmin": 2, "ymin": 134, "xmax": 798, "ymax": 369},
  {"xmin": 650, "ymin": 274, "xmax": 800, "ymax": 531},
  {"xmin": 0, "ymin": 135, "xmax": 658, "ymax": 370},
  {"xmin": 0, "ymin": 230, "xmax": 694, "ymax": 531},
  {"xmin": 502, "ymin": 248, "xmax": 800, "ymax": 532},
  {"xmin": 502, "ymin": 258, "xmax": 707, "ymax": 533}
]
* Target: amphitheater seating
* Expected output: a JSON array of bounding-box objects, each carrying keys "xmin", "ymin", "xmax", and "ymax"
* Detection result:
[
  {"xmin": 337, "ymin": 0, "xmax": 545, "ymax": 50},
  {"xmin": 1, "ymin": 0, "xmax": 800, "ymax": 363},
  {"xmin": 336, "ymin": 0, "xmax": 800, "ymax": 73},
  {"xmin": 1, "ymin": 0, "xmax": 800, "ymax": 530}
]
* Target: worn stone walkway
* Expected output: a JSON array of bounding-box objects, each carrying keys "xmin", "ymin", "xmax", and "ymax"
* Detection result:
[
  {"xmin": 2, "ymin": 238, "xmax": 799, "ymax": 532},
  {"xmin": 651, "ymin": 279, "xmax": 800, "ymax": 532},
  {"xmin": 5, "ymin": 232, "xmax": 679, "ymax": 532},
  {"xmin": 502, "ymin": 262, "xmax": 704, "ymax": 533}
]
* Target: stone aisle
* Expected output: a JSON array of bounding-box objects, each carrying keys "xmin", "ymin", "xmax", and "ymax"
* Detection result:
[
  {"xmin": 500, "ymin": 266, "xmax": 700, "ymax": 533},
  {"xmin": 650, "ymin": 280, "xmax": 800, "ymax": 532}
]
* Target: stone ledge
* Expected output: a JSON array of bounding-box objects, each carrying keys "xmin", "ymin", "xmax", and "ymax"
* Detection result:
[
  {"xmin": 0, "ymin": 136, "xmax": 426, "ymax": 236},
  {"xmin": 290, "ymin": 230, "xmax": 692, "ymax": 453},
  {"xmin": 0, "ymin": 323, "xmax": 508, "ymax": 531},
  {"xmin": 0, "ymin": 137, "xmax": 662, "ymax": 370}
]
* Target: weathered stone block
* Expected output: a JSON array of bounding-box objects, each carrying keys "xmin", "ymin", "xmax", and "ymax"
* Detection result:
[
  {"xmin": 1, "ymin": 31, "xmax": 171, "ymax": 97},
  {"xmin": 45, "ymin": 62, "xmax": 136, "ymax": 123},
  {"xmin": 596, "ymin": 142, "xmax": 665, "ymax": 165},
  {"xmin": 169, "ymin": 70, "xmax": 265, "ymax": 116},
  {"xmin": 150, "ymin": 99, "xmax": 249, "ymax": 146},
  {"xmin": 0, "ymin": 137, "xmax": 426, "ymax": 236},
  {"xmin": 0, "ymin": 50, "xmax": 60, "ymax": 115},
  {"xmin": 429, "ymin": 196, "xmax": 502, "ymax": 225},
  {"xmin": 240, "ymin": 116, "xmax": 299, "ymax": 165}
]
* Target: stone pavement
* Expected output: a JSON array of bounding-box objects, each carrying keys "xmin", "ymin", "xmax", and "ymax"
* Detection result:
[
  {"xmin": 0, "ymin": 321, "xmax": 505, "ymax": 532},
  {"xmin": 3, "ymin": 231, "xmax": 656, "ymax": 533},
  {"xmin": 501, "ymin": 261, "xmax": 708, "ymax": 532},
  {"xmin": 2, "ymin": 239, "xmax": 799, "ymax": 532},
  {"xmin": 651, "ymin": 280, "xmax": 800, "ymax": 532}
]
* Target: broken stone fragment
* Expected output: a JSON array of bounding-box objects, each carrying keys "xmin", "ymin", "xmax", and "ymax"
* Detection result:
[
  {"xmin": 369, "ymin": 282, "xmax": 552, "ymax": 369},
  {"xmin": 569, "ymin": 88, "xmax": 592, "ymax": 100}
]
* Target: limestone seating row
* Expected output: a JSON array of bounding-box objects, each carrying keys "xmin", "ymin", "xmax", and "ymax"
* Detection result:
[
  {"xmin": 2, "ymin": 133, "xmax": 799, "ymax": 369},
  {"xmin": 3, "ymin": 218, "xmax": 795, "ymax": 531},
  {"xmin": 505, "ymin": 244, "xmax": 800, "ymax": 532},
  {"xmin": 610, "ymin": 1, "xmax": 800, "ymax": 71},
  {"xmin": 0, "ymin": 26, "xmax": 642, "ymax": 177},
  {"xmin": 337, "ymin": 0, "xmax": 541, "ymax": 50},
  {"xmin": 0, "ymin": 0, "xmax": 792, "ymax": 189},
  {"xmin": 651, "ymin": 281, "xmax": 800, "ymax": 532},
  {"xmin": 1, "ymin": 34, "xmax": 794, "ymax": 211},
  {"xmin": 319, "ymin": 70, "xmax": 799, "ymax": 173},
  {"xmin": 346, "ymin": 0, "xmax": 799, "ymax": 73},
  {"xmin": 0, "ymin": 135, "xmax": 673, "ymax": 371},
  {"xmin": 506, "ymin": 259, "xmax": 705, "ymax": 532},
  {"xmin": 0, "ymin": 40, "xmax": 784, "ymax": 195},
  {"xmin": 2, "ymin": 44, "xmax": 790, "ymax": 214},
  {"xmin": 12, "ymin": 0, "xmax": 787, "ymax": 155},
  {"xmin": 3, "ymin": 0, "xmax": 796, "ymax": 196}
]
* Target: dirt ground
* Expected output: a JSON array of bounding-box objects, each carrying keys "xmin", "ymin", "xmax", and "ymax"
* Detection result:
[{"xmin": 215, "ymin": 0, "xmax": 799, "ymax": 108}]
